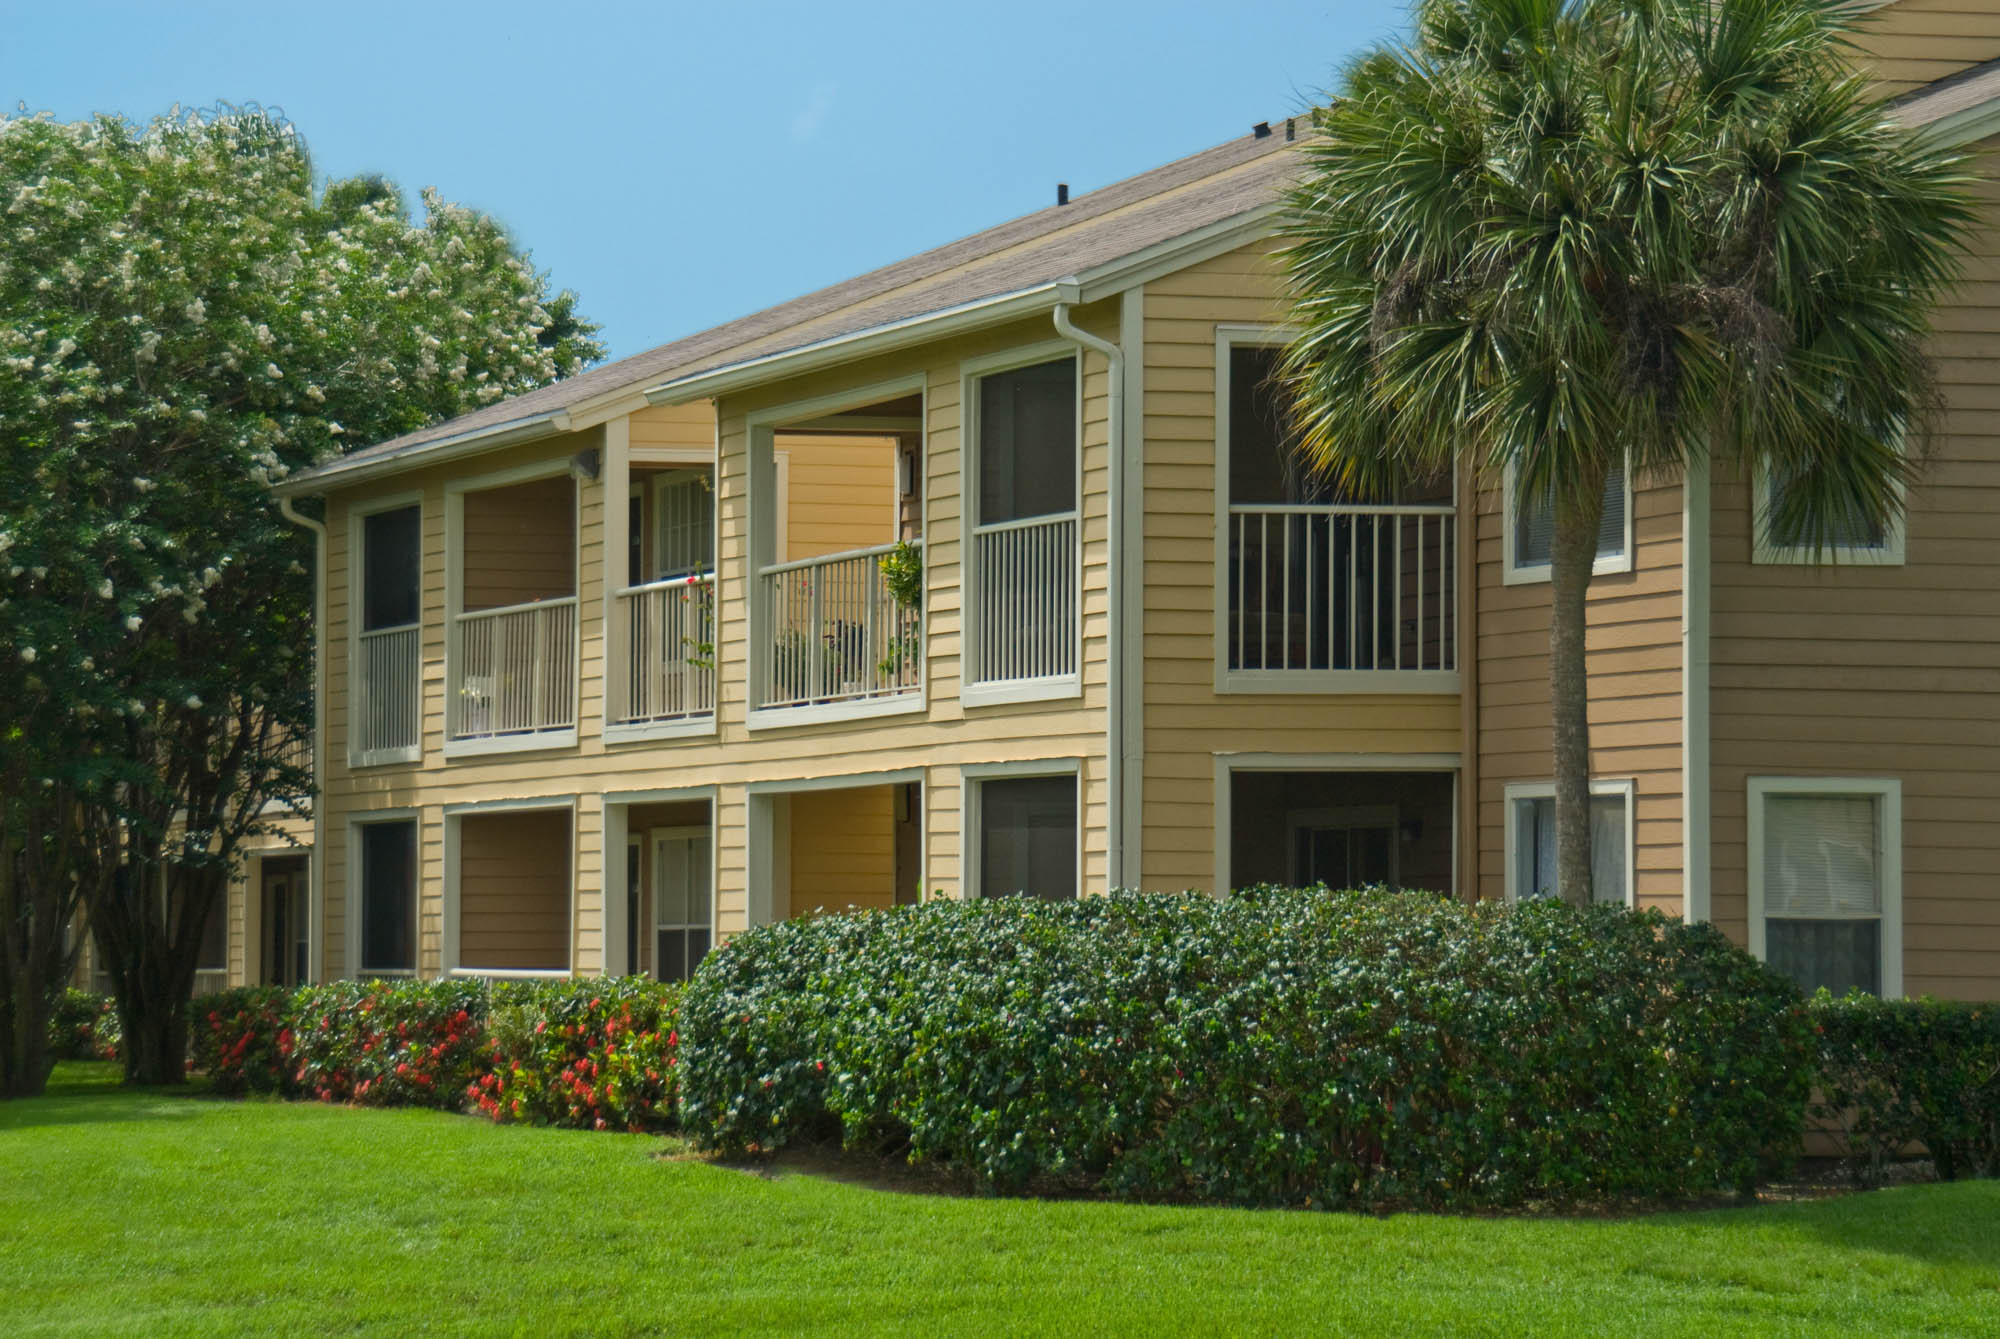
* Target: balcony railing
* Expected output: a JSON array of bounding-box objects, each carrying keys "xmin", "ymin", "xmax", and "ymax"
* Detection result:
[
  {"xmin": 611, "ymin": 573, "xmax": 716, "ymax": 728},
  {"xmin": 447, "ymin": 596, "xmax": 578, "ymax": 742},
  {"xmin": 1227, "ymin": 503, "xmax": 1455, "ymax": 677},
  {"xmin": 759, "ymin": 541, "xmax": 921, "ymax": 710},
  {"xmin": 972, "ymin": 513, "xmax": 1077, "ymax": 685},
  {"xmin": 353, "ymin": 624, "xmax": 420, "ymax": 761},
  {"xmin": 193, "ymin": 968, "xmax": 229, "ymax": 997}
]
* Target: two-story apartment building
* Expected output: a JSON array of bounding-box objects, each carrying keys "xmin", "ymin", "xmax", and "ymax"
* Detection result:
[{"xmin": 261, "ymin": 0, "xmax": 2000, "ymax": 1001}]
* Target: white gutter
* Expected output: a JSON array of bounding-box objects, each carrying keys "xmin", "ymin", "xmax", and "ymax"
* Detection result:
[
  {"xmin": 646, "ymin": 284, "xmax": 1070, "ymax": 406},
  {"xmin": 1052, "ymin": 288, "xmax": 1129, "ymax": 890},
  {"xmin": 276, "ymin": 410, "xmax": 574, "ymax": 497},
  {"xmin": 277, "ymin": 496, "xmax": 328, "ymax": 983}
]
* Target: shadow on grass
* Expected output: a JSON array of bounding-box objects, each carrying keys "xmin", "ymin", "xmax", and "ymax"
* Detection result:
[{"xmin": 0, "ymin": 1060, "xmax": 214, "ymax": 1132}]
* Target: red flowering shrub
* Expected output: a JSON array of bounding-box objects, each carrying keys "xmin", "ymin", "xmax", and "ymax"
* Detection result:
[
  {"xmin": 49, "ymin": 989, "xmax": 122, "ymax": 1062},
  {"xmin": 191, "ymin": 986, "xmax": 291, "ymax": 1095},
  {"xmin": 470, "ymin": 978, "xmax": 681, "ymax": 1132},
  {"xmin": 288, "ymin": 979, "xmax": 488, "ymax": 1108}
]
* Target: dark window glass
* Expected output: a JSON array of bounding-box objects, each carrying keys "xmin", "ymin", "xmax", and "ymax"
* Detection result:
[
  {"xmin": 978, "ymin": 359, "xmax": 1076, "ymax": 525},
  {"xmin": 1514, "ymin": 461, "xmax": 1626, "ymax": 569},
  {"xmin": 360, "ymin": 820, "xmax": 416, "ymax": 972},
  {"xmin": 628, "ymin": 495, "xmax": 644, "ymax": 588},
  {"xmin": 979, "ymin": 774, "xmax": 1078, "ymax": 901},
  {"xmin": 1229, "ymin": 344, "xmax": 1328, "ymax": 505},
  {"xmin": 195, "ymin": 890, "xmax": 228, "ymax": 972},
  {"xmin": 1768, "ymin": 918, "xmax": 1881, "ymax": 997},
  {"xmin": 361, "ymin": 506, "xmax": 421, "ymax": 631}
]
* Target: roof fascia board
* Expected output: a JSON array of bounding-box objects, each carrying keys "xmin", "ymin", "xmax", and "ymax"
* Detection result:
[
  {"xmin": 644, "ymin": 282, "xmax": 1066, "ymax": 405},
  {"xmin": 276, "ymin": 410, "xmax": 573, "ymax": 497},
  {"xmin": 1906, "ymin": 94, "xmax": 2000, "ymax": 147},
  {"xmin": 1072, "ymin": 204, "xmax": 1284, "ymax": 304}
]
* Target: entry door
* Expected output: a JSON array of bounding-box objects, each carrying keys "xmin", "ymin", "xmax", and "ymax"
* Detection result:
[
  {"xmin": 652, "ymin": 829, "xmax": 713, "ymax": 983},
  {"xmin": 262, "ymin": 865, "xmax": 309, "ymax": 987}
]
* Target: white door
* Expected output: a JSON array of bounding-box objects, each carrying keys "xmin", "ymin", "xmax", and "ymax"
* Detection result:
[{"xmin": 651, "ymin": 828, "xmax": 713, "ymax": 983}]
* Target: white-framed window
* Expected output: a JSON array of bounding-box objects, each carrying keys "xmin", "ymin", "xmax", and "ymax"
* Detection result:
[
  {"xmin": 964, "ymin": 761, "xmax": 1080, "ymax": 900},
  {"xmin": 1502, "ymin": 778, "xmax": 1635, "ymax": 906},
  {"xmin": 1501, "ymin": 453, "xmax": 1633, "ymax": 585},
  {"xmin": 352, "ymin": 814, "xmax": 419, "ymax": 977},
  {"xmin": 348, "ymin": 494, "xmax": 424, "ymax": 767},
  {"xmin": 1748, "ymin": 777, "xmax": 1901, "ymax": 998},
  {"xmin": 651, "ymin": 826, "xmax": 713, "ymax": 983},
  {"xmin": 1753, "ymin": 460, "xmax": 1905, "ymax": 566},
  {"xmin": 962, "ymin": 344, "xmax": 1082, "ymax": 702}
]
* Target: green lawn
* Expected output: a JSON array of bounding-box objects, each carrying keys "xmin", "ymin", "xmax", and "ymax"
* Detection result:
[{"xmin": 3, "ymin": 1064, "xmax": 1996, "ymax": 1338}]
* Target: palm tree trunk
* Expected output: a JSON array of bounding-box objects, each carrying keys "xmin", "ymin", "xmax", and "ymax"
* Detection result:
[{"xmin": 1547, "ymin": 481, "xmax": 1607, "ymax": 907}]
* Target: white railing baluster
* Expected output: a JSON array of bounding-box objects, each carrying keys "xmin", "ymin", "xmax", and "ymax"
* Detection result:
[
  {"xmin": 356, "ymin": 623, "xmax": 420, "ymax": 758},
  {"xmin": 446, "ymin": 596, "xmax": 579, "ymax": 742},
  {"xmin": 755, "ymin": 541, "xmax": 923, "ymax": 710},
  {"xmin": 965, "ymin": 513, "xmax": 1076, "ymax": 687},
  {"xmin": 610, "ymin": 574, "xmax": 717, "ymax": 727}
]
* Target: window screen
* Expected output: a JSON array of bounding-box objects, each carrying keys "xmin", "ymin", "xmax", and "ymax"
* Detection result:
[
  {"xmin": 359, "ymin": 819, "xmax": 416, "ymax": 972},
  {"xmin": 977, "ymin": 359, "xmax": 1076, "ymax": 526},
  {"xmin": 978, "ymin": 774, "xmax": 1078, "ymax": 901},
  {"xmin": 1762, "ymin": 793, "xmax": 1882, "ymax": 996},
  {"xmin": 1516, "ymin": 791, "xmax": 1628, "ymax": 904},
  {"xmin": 361, "ymin": 506, "xmax": 421, "ymax": 631},
  {"xmin": 1513, "ymin": 460, "xmax": 1626, "ymax": 570}
]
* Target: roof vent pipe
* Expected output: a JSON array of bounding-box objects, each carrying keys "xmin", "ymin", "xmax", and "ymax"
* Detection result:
[
  {"xmin": 1252, "ymin": 120, "xmax": 1271, "ymax": 138},
  {"xmin": 1285, "ymin": 117, "xmax": 1295, "ymax": 141},
  {"xmin": 1056, "ymin": 183, "xmax": 1069, "ymax": 206}
]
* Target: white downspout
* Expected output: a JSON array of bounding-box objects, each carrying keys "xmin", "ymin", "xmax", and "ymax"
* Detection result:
[
  {"xmin": 278, "ymin": 495, "xmax": 327, "ymax": 982},
  {"xmin": 1053, "ymin": 292, "xmax": 1126, "ymax": 890}
]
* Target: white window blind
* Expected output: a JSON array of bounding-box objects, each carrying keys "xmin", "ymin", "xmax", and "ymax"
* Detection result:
[
  {"xmin": 1515, "ymin": 792, "xmax": 1628, "ymax": 905},
  {"xmin": 654, "ymin": 471, "xmax": 713, "ymax": 580},
  {"xmin": 1514, "ymin": 456, "xmax": 1626, "ymax": 569},
  {"xmin": 1761, "ymin": 793, "xmax": 1882, "ymax": 996}
]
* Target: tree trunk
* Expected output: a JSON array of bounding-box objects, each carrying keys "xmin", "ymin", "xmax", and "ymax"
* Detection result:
[
  {"xmin": 1, "ymin": 977, "xmax": 57, "ymax": 1099},
  {"xmin": 92, "ymin": 858, "xmax": 225, "ymax": 1088},
  {"xmin": 120, "ymin": 989, "xmax": 192, "ymax": 1087},
  {"xmin": 1547, "ymin": 477, "xmax": 1607, "ymax": 907},
  {"xmin": 0, "ymin": 795, "xmax": 86, "ymax": 1099}
]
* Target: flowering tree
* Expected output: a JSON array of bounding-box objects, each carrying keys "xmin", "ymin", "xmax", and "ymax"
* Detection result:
[{"xmin": 0, "ymin": 105, "xmax": 604, "ymax": 1091}]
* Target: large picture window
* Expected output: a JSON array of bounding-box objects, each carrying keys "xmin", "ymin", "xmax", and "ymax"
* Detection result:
[
  {"xmin": 1750, "ymin": 779, "xmax": 1901, "ymax": 997},
  {"xmin": 974, "ymin": 772, "xmax": 1078, "ymax": 901},
  {"xmin": 358, "ymin": 818, "xmax": 417, "ymax": 975}
]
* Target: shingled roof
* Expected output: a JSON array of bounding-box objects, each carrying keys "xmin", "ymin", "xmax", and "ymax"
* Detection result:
[{"xmin": 283, "ymin": 119, "xmax": 1305, "ymax": 493}]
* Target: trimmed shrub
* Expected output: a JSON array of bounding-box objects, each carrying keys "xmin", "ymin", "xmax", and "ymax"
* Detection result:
[
  {"xmin": 288, "ymin": 979, "xmax": 489, "ymax": 1107},
  {"xmin": 471, "ymin": 978, "xmax": 681, "ymax": 1131},
  {"xmin": 678, "ymin": 889, "xmax": 1814, "ymax": 1210},
  {"xmin": 48, "ymin": 989, "xmax": 120, "ymax": 1062},
  {"xmin": 1812, "ymin": 993, "xmax": 2000, "ymax": 1182},
  {"xmin": 191, "ymin": 986, "xmax": 292, "ymax": 1094}
]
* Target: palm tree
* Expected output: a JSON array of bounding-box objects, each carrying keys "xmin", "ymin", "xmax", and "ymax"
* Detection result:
[{"xmin": 1279, "ymin": 0, "xmax": 1972, "ymax": 904}]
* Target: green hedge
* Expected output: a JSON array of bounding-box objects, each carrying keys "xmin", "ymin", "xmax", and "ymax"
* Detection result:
[
  {"xmin": 191, "ymin": 977, "xmax": 682, "ymax": 1131},
  {"xmin": 1812, "ymin": 993, "xmax": 2000, "ymax": 1182},
  {"xmin": 47, "ymin": 989, "xmax": 121, "ymax": 1062},
  {"xmin": 678, "ymin": 889, "xmax": 1814, "ymax": 1209}
]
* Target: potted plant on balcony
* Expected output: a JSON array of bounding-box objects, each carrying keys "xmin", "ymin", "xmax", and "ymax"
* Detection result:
[{"xmin": 876, "ymin": 540, "xmax": 922, "ymax": 684}]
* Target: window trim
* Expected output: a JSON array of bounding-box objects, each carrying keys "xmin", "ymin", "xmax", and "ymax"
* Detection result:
[
  {"xmin": 1500, "ymin": 451, "xmax": 1635, "ymax": 586},
  {"xmin": 960, "ymin": 342, "xmax": 1085, "ymax": 706},
  {"xmin": 650, "ymin": 824, "xmax": 714, "ymax": 984},
  {"xmin": 1746, "ymin": 776, "xmax": 1903, "ymax": 998},
  {"xmin": 1751, "ymin": 460, "xmax": 1907, "ymax": 567},
  {"xmin": 346, "ymin": 491, "xmax": 425, "ymax": 769},
  {"xmin": 1501, "ymin": 777, "xmax": 1637, "ymax": 907},
  {"xmin": 346, "ymin": 809, "xmax": 421, "ymax": 980},
  {"xmin": 961, "ymin": 758, "xmax": 1083, "ymax": 900}
]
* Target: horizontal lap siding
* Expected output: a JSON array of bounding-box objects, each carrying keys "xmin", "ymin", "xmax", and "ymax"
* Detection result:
[
  {"xmin": 459, "ymin": 475, "xmax": 575, "ymax": 609},
  {"xmin": 779, "ymin": 434, "xmax": 898, "ymax": 562},
  {"xmin": 456, "ymin": 810, "xmax": 572, "ymax": 971},
  {"xmin": 1855, "ymin": 0, "xmax": 2000, "ymax": 98},
  {"xmin": 1475, "ymin": 481, "xmax": 1687, "ymax": 913},
  {"xmin": 787, "ymin": 786, "xmax": 897, "ymax": 916},
  {"xmin": 1139, "ymin": 240, "xmax": 1463, "ymax": 895},
  {"xmin": 1708, "ymin": 144, "xmax": 2000, "ymax": 999},
  {"xmin": 318, "ymin": 310, "xmax": 1115, "ymax": 968}
]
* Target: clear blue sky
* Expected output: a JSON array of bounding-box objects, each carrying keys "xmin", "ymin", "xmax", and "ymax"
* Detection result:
[{"xmin": 4, "ymin": 0, "xmax": 1409, "ymax": 360}]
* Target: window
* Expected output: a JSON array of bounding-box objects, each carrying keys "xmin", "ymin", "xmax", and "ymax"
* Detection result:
[
  {"xmin": 652, "ymin": 829, "xmax": 712, "ymax": 984},
  {"xmin": 1750, "ymin": 779, "xmax": 1901, "ymax": 997},
  {"xmin": 1288, "ymin": 808, "xmax": 1395, "ymax": 888},
  {"xmin": 358, "ymin": 818, "xmax": 417, "ymax": 974},
  {"xmin": 653, "ymin": 470, "xmax": 713, "ymax": 580},
  {"xmin": 967, "ymin": 352, "xmax": 1080, "ymax": 693},
  {"xmin": 1504, "ymin": 780, "xmax": 1634, "ymax": 906},
  {"xmin": 353, "ymin": 501, "xmax": 422, "ymax": 764},
  {"xmin": 1754, "ymin": 462, "xmax": 1905, "ymax": 566},
  {"xmin": 361, "ymin": 505, "xmax": 421, "ymax": 631},
  {"xmin": 975, "ymin": 773, "xmax": 1078, "ymax": 900},
  {"xmin": 1503, "ymin": 456, "xmax": 1631, "ymax": 584}
]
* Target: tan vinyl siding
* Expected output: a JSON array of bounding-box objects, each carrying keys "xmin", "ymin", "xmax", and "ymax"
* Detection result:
[
  {"xmin": 460, "ymin": 474, "xmax": 576, "ymax": 609},
  {"xmin": 787, "ymin": 785, "xmax": 897, "ymax": 916},
  {"xmin": 1853, "ymin": 0, "xmax": 2000, "ymax": 99},
  {"xmin": 628, "ymin": 401, "xmax": 714, "ymax": 455},
  {"xmin": 1137, "ymin": 238, "xmax": 1463, "ymax": 894},
  {"xmin": 456, "ymin": 809, "xmax": 572, "ymax": 971},
  {"xmin": 1708, "ymin": 140, "xmax": 2000, "ymax": 1000},
  {"xmin": 1474, "ymin": 480, "xmax": 1686, "ymax": 912},
  {"xmin": 778, "ymin": 433, "xmax": 899, "ymax": 562},
  {"xmin": 317, "ymin": 307, "xmax": 1117, "ymax": 972}
]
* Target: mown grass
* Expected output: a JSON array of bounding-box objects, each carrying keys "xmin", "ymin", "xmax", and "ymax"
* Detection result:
[{"xmin": 2, "ymin": 1062, "xmax": 1996, "ymax": 1337}]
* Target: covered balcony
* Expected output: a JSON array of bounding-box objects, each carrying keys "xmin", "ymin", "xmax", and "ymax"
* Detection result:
[
  {"xmin": 750, "ymin": 778, "xmax": 923, "ymax": 923},
  {"xmin": 608, "ymin": 465, "xmax": 716, "ymax": 735},
  {"xmin": 446, "ymin": 807, "xmax": 574, "ymax": 981},
  {"xmin": 750, "ymin": 391, "xmax": 925, "ymax": 721},
  {"xmin": 445, "ymin": 472, "xmax": 579, "ymax": 754}
]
